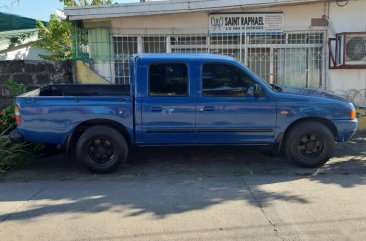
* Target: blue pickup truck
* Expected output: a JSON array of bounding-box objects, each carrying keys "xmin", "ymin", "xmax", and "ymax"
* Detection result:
[{"xmin": 11, "ymin": 54, "xmax": 358, "ymax": 173}]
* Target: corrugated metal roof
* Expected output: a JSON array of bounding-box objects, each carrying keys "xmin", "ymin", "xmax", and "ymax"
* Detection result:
[
  {"xmin": 0, "ymin": 12, "xmax": 46, "ymax": 32},
  {"xmin": 64, "ymin": 0, "xmax": 325, "ymax": 21}
]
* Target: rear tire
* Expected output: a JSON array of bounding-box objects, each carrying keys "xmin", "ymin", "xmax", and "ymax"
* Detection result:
[
  {"xmin": 284, "ymin": 121, "xmax": 335, "ymax": 168},
  {"xmin": 76, "ymin": 125, "xmax": 128, "ymax": 173}
]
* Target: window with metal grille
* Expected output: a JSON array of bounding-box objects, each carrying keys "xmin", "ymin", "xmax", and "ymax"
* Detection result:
[
  {"xmin": 143, "ymin": 36, "xmax": 166, "ymax": 53},
  {"xmin": 113, "ymin": 36, "xmax": 137, "ymax": 84},
  {"xmin": 171, "ymin": 35, "xmax": 208, "ymax": 53},
  {"xmin": 110, "ymin": 30, "xmax": 326, "ymax": 88}
]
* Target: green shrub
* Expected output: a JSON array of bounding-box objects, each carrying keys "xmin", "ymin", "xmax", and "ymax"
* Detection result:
[
  {"xmin": 0, "ymin": 78, "xmax": 44, "ymax": 178},
  {"xmin": 0, "ymin": 78, "xmax": 26, "ymax": 132},
  {"xmin": 0, "ymin": 129, "xmax": 31, "ymax": 179},
  {"xmin": 5, "ymin": 78, "xmax": 26, "ymax": 100},
  {"xmin": 0, "ymin": 105, "xmax": 16, "ymax": 133}
]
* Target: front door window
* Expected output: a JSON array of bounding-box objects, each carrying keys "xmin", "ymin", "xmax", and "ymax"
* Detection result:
[{"xmin": 202, "ymin": 63, "xmax": 257, "ymax": 97}]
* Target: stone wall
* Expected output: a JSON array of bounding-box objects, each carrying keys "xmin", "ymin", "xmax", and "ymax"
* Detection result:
[{"xmin": 0, "ymin": 60, "xmax": 73, "ymax": 106}]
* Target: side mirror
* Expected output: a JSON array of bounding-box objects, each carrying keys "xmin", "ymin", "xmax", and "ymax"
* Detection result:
[{"xmin": 253, "ymin": 84, "xmax": 265, "ymax": 97}]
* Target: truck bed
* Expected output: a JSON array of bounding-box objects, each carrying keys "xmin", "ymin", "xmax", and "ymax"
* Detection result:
[
  {"xmin": 15, "ymin": 84, "xmax": 134, "ymax": 145},
  {"xmin": 21, "ymin": 84, "xmax": 131, "ymax": 97}
]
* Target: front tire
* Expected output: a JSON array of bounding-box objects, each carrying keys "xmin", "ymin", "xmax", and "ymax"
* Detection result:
[
  {"xmin": 284, "ymin": 121, "xmax": 335, "ymax": 168},
  {"xmin": 76, "ymin": 125, "xmax": 128, "ymax": 173}
]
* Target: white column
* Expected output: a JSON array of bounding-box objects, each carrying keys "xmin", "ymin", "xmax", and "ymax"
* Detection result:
[
  {"xmin": 137, "ymin": 36, "xmax": 143, "ymax": 53},
  {"xmin": 166, "ymin": 36, "xmax": 171, "ymax": 53},
  {"xmin": 269, "ymin": 47, "xmax": 274, "ymax": 84}
]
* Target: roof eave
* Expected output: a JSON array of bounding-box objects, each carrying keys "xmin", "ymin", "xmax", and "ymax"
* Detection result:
[{"xmin": 64, "ymin": 0, "xmax": 325, "ymax": 21}]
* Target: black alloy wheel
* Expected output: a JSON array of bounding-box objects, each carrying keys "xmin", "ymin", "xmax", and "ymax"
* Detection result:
[
  {"xmin": 87, "ymin": 137, "xmax": 116, "ymax": 165},
  {"xmin": 296, "ymin": 133, "xmax": 325, "ymax": 159},
  {"xmin": 76, "ymin": 125, "xmax": 128, "ymax": 173},
  {"xmin": 284, "ymin": 121, "xmax": 335, "ymax": 168}
]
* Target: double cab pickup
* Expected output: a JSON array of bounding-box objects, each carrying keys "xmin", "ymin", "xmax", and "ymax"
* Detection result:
[{"xmin": 11, "ymin": 54, "xmax": 358, "ymax": 172}]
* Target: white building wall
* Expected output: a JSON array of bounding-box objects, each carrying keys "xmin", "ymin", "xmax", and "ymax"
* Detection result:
[
  {"xmin": 328, "ymin": 0, "xmax": 366, "ymax": 33},
  {"xmin": 327, "ymin": 0, "xmax": 366, "ymax": 94},
  {"xmin": 0, "ymin": 43, "xmax": 50, "ymax": 61},
  {"xmin": 86, "ymin": 0, "xmax": 366, "ymax": 93},
  {"xmin": 110, "ymin": 11, "xmax": 208, "ymax": 33},
  {"xmin": 108, "ymin": 3, "xmax": 325, "ymax": 31}
]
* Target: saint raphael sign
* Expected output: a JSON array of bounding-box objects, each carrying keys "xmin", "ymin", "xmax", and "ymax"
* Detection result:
[{"xmin": 209, "ymin": 12, "xmax": 284, "ymax": 34}]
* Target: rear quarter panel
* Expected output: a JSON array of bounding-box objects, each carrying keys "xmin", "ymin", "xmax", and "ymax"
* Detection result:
[{"xmin": 16, "ymin": 96, "xmax": 133, "ymax": 145}]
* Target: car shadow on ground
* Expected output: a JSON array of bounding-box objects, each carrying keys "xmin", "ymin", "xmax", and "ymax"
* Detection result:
[{"xmin": 0, "ymin": 134, "xmax": 365, "ymax": 221}]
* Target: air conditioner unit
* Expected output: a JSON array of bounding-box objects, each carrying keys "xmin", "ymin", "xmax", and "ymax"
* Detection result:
[{"xmin": 336, "ymin": 32, "xmax": 366, "ymax": 67}]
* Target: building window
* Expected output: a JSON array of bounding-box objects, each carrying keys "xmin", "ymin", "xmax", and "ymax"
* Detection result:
[
  {"xmin": 171, "ymin": 35, "xmax": 208, "ymax": 53},
  {"xmin": 111, "ymin": 30, "xmax": 326, "ymax": 88},
  {"xmin": 114, "ymin": 36, "xmax": 138, "ymax": 84},
  {"xmin": 202, "ymin": 63, "xmax": 256, "ymax": 97},
  {"xmin": 143, "ymin": 36, "xmax": 166, "ymax": 53},
  {"xmin": 149, "ymin": 63, "xmax": 188, "ymax": 96}
]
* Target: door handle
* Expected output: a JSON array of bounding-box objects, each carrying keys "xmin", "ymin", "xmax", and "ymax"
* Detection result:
[
  {"xmin": 201, "ymin": 106, "xmax": 215, "ymax": 112},
  {"xmin": 149, "ymin": 106, "xmax": 163, "ymax": 112}
]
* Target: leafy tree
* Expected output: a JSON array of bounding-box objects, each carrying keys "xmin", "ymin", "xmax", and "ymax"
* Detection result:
[
  {"xmin": 35, "ymin": 0, "xmax": 113, "ymax": 61},
  {"xmin": 60, "ymin": 0, "xmax": 112, "ymax": 6},
  {"xmin": 35, "ymin": 15, "xmax": 72, "ymax": 61}
]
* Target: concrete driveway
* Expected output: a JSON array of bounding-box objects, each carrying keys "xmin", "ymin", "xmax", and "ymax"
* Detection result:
[{"xmin": 0, "ymin": 135, "xmax": 365, "ymax": 241}]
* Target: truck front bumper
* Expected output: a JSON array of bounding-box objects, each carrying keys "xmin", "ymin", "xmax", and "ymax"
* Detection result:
[
  {"xmin": 333, "ymin": 119, "xmax": 358, "ymax": 142},
  {"xmin": 9, "ymin": 129, "xmax": 23, "ymax": 143}
]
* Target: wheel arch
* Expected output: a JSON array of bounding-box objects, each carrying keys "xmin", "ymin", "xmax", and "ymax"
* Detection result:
[
  {"xmin": 281, "ymin": 117, "xmax": 338, "ymax": 146},
  {"xmin": 65, "ymin": 118, "xmax": 131, "ymax": 152}
]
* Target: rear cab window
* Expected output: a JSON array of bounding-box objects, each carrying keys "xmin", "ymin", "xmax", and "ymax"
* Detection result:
[{"xmin": 148, "ymin": 63, "xmax": 188, "ymax": 96}]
